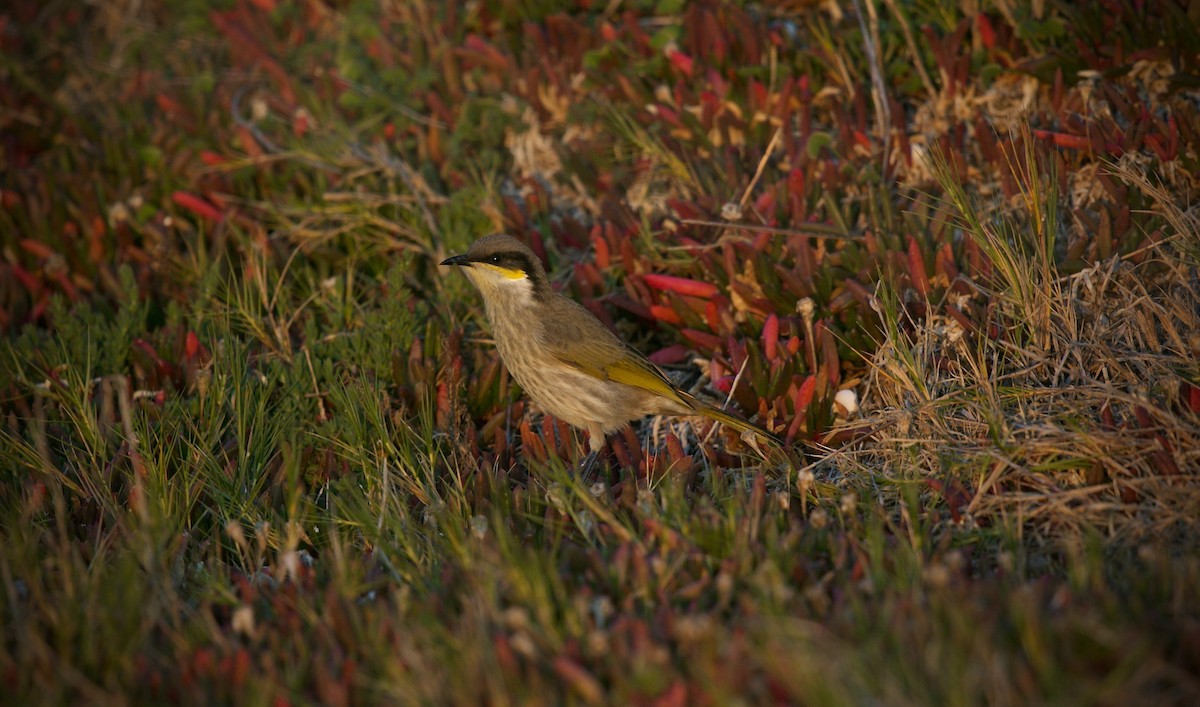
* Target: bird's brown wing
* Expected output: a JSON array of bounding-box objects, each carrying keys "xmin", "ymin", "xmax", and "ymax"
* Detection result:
[
  {"xmin": 540, "ymin": 294, "xmax": 783, "ymax": 448},
  {"xmin": 539, "ymin": 295, "xmax": 691, "ymax": 409}
]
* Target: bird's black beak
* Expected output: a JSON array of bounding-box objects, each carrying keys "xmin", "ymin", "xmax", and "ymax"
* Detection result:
[{"xmin": 441, "ymin": 254, "xmax": 471, "ymax": 267}]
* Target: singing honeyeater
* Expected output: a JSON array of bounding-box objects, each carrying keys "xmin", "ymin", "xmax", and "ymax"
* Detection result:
[{"xmin": 442, "ymin": 233, "xmax": 781, "ymax": 472}]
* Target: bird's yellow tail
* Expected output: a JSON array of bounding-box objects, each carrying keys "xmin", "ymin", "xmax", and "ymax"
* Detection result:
[{"xmin": 691, "ymin": 399, "xmax": 784, "ymax": 448}]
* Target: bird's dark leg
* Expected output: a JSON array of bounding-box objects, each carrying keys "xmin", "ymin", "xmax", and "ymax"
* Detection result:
[
  {"xmin": 577, "ymin": 450, "xmax": 601, "ymax": 479},
  {"xmin": 575, "ymin": 425, "xmax": 607, "ymax": 480}
]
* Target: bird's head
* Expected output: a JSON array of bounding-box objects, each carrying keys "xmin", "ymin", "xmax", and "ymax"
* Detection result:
[{"xmin": 441, "ymin": 234, "xmax": 548, "ymax": 303}]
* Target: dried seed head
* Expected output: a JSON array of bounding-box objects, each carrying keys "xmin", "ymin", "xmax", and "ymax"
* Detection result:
[
  {"xmin": 225, "ymin": 520, "xmax": 247, "ymax": 550},
  {"xmin": 834, "ymin": 389, "xmax": 859, "ymax": 416},
  {"xmin": 232, "ymin": 605, "xmax": 255, "ymax": 637},
  {"xmin": 839, "ymin": 492, "xmax": 857, "ymax": 514},
  {"xmin": 797, "ymin": 297, "xmax": 816, "ymax": 320},
  {"xmin": 716, "ymin": 571, "xmax": 734, "ymax": 601},
  {"xmin": 502, "ymin": 606, "xmax": 530, "ymax": 630},
  {"xmin": 923, "ymin": 563, "xmax": 951, "ymax": 589},
  {"xmin": 108, "ymin": 201, "xmax": 130, "ymax": 224},
  {"xmin": 796, "ymin": 468, "xmax": 815, "ymax": 494},
  {"xmin": 509, "ymin": 632, "xmax": 538, "ymax": 658},
  {"xmin": 278, "ymin": 550, "xmax": 300, "ymax": 581},
  {"xmin": 587, "ymin": 630, "xmax": 610, "ymax": 656},
  {"xmin": 250, "ymin": 96, "xmax": 269, "ymax": 122},
  {"xmin": 673, "ymin": 615, "xmax": 715, "ymax": 643}
]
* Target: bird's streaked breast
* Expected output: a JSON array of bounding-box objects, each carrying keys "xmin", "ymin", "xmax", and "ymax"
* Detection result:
[{"xmin": 483, "ymin": 292, "xmax": 662, "ymax": 433}]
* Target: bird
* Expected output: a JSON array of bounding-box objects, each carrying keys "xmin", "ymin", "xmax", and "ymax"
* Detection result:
[{"xmin": 441, "ymin": 233, "xmax": 783, "ymax": 475}]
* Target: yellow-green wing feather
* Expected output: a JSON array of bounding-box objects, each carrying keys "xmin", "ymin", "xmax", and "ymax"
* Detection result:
[
  {"xmin": 601, "ymin": 355, "xmax": 689, "ymax": 407},
  {"xmin": 540, "ymin": 296, "xmax": 690, "ymax": 408}
]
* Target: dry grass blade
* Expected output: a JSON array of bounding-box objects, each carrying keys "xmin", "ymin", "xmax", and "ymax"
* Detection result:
[{"xmin": 860, "ymin": 124, "xmax": 1200, "ymax": 545}]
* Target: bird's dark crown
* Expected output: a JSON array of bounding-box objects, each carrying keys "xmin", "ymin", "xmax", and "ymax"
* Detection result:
[{"xmin": 464, "ymin": 234, "xmax": 541, "ymax": 274}]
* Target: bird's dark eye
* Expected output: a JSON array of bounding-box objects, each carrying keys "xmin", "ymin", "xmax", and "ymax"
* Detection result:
[{"xmin": 489, "ymin": 255, "xmax": 501, "ymax": 264}]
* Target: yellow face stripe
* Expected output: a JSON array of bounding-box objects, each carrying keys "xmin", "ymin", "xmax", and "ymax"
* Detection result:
[{"xmin": 476, "ymin": 262, "xmax": 527, "ymax": 280}]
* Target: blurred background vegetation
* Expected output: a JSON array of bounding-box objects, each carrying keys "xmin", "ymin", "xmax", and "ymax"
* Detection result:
[{"xmin": 1, "ymin": 0, "xmax": 1198, "ymax": 703}]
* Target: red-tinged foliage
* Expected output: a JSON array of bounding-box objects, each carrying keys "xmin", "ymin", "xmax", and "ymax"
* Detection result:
[
  {"xmin": 784, "ymin": 374, "xmax": 817, "ymax": 444},
  {"xmin": 184, "ymin": 331, "xmax": 202, "ymax": 359},
  {"xmin": 292, "ymin": 110, "xmax": 309, "ymax": 138},
  {"xmin": 459, "ymin": 34, "xmax": 511, "ymax": 72},
  {"xmin": 1032, "ymin": 129, "xmax": 1095, "ymax": 152},
  {"xmin": 599, "ymin": 21, "xmax": 617, "ymax": 43},
  {"xmin": 1187, "ymin": 384, "xmax": 1200, "ymax": 415},
  {"xmin": 154, "ymin": 92, "xmax": 187, "ymax": 119},
  {"xmin": 665, "ymin": 199, "xmax": 704, "ymax": 220},
  {"xmin": 700, "ymin": 300, "xmax": 718, "ymax": 333},
  {"xmin": 819, "ymin": 324, "xmax": 840, "ymax": 387},
  {"xmin": 552, "ymin": 656, "xmax": 604, "ymax": 703},
  {"xmin": 642, "ymin": 274, "xmax": 719, "ymax": 300},
  {"xmin": 667, "ymin": 49, "xmax": 694, "ymax": 77},
  {"xmin": 925, "ymin": 478, "xmax": 973, "ymax": 524},
  {"xmin": 18, "ymin": 239, "xmax": 58, "ymax": 260},
  {"xmin": 648, "ymin": 305, "xmax": 683, "ymax": 325},
  {"xmin": 171, "ymin": 191, "xmax": 224, "ymax": 223},
  {"xmin": 906, "ymin": 236, "xmax": 930, "ymax": 298},
  {"xmin": 590, "ymin": 225, "xmax": 611, "ymax": 269},
  {"xmin": 1, "ymin": 189, "xmax": 20, "ymax": 210},
  {"xmin": 208, "ymin": 9, "xmax": 295, "ymax": 105},
  {"xmin": 762, "ymin": 313, "xmax": 779, "ymax": 361},
  {"xmin": 944, "ymin": 304, "xmax": 976, "ymax": 334}
]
